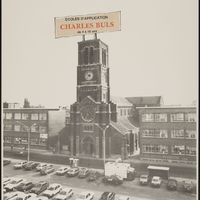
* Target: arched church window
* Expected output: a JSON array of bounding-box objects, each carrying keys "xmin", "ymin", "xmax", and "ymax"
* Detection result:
[
  {"xmin": 89, "ymin": 47, "xmax": 94, "ymax": 64},
  {"xmin": 102, "ymin": 49, "xmax": 106, "ymax": 65},
  {"xmin": 84, "ymin": 47, "xmax": 89, "ymax": 64}
]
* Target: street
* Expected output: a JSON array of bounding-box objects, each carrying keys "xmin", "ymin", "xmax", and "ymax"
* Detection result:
[{"xmin": 3, "ymin": 158, "xmax": 196, "ymax": 200}]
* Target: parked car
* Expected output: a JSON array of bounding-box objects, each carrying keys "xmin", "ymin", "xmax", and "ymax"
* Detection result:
[
  {"xmin": 56, "ymin": 167, "xmax": 70, "ymax": 176},
  {"xmin": 40, "ymin": 166, "xmax": 55, "ymax": 175},
  {"xmin": 52, "ymin": 187, "xmax": 74, "ymax": 200},
  {"xmin": 14, "ymin": 181, "xmax": 34, "ymax": 192},
  {"xmin": 76, "ymin": 191, "xmax": 94, "ymax": 200},
  {"xmin": 4, "ymin": 178, "xmax": 25, "ymax": 192},
  {"xmin": 29, "ymin": 181, "xmax": 49, "ymax": 195},
  {"xmin": 66, "ymin": 168, "xmax": 80, "ymax": 177},
  {"xmin": 3, "ymin": 191, "xmax": 22, "ymax": 200},
  {"xmin": 167, "ymin": 179, "xmax": 178, "ymax": 191},
  {"xmin": 182, "ymin": 180, "xmax": 194, "ymax": 193},
  {"xmin": 3, "ymin": 159, "xmax": 11, "ymax": 166},
  {"xmin": 116, "ymin": 195, "xmax": 130, "ymax": 200},
  {"xmin": 151, "ymin": 176, "xmax": 162, "ymax": 188},
  {"xmin": 41, "ymin": 183, "xmax": 62, "ymax": 198},
  {"xmin": 13, "ymin": 192, "xmax": 37, "ymax": 200},
  {"xmin": 78, "ymin": 168, "xmax": 90, "ymax": 178},
  {"xmin": 23, "ymin": 161, "xmax": 39, "ymax": 170},
  {"xmin": 99, "ymin": 192, "xmax": 115, "ymax": 200},
  {"xmin": 102, "ymin": 175, "xmax": 123, "ymax": 185},
  {"xmin": 29, "ymin": 197, "xmax": 49, "ymax": 200},
  {"xmin": 139, "ymin": 175, "xmax": 149, "ymax": 185},
  {"xmin": 14, "ymin": 161, "xmax": 28, "ymax": 169},
  {"xmin": 3, "ymin": 177, "xmax": 14, "ymax": 187},
  {"xmin": 36, "ymin": 163, "xmax": 48, "ymax": 171},
  {"xmin": 87, "ymin": 171, "xmax": 98, "ymax": 182}
]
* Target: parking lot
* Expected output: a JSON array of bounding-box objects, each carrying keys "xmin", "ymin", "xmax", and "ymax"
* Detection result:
[{"xmin": 3, "ymin": 158, "xmax": 196, "ymax": 200}]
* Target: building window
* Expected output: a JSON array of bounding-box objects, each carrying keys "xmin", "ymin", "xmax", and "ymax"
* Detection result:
[
  {"xmin": 171, "ymin": 145, "xmax": 185, "ymax": 155},
  {"xmin": 39, "ymin": 126, "xmax": 47, "ymax": 134},
  {"xmin": 185, "ymin": 146, "xmax": 196, "ymax": 156},
  {"xmin": 4, "ymin": 136, "xmax": 12, "ymax": 143},
  {"xmin": 142, "ymin": 114, "xmax": 154, "ymax": 122},
  {"xmin": 102, "ymin": 48, "xmax": 107, "ymax": 65},
  {"xmin": 4, "ymin": 124, "xmax": 12, "ymax": 131},
  {"xmin": 14, "ymin": 125, "xmax": 21, "ymax": 132},
  {"xmin": 171, "ymin": 129, "xmax": 184, "ymax": 138},
  {"xmin": 120, "ymin": 109, "xmax": 123, "ymax": 116},
  {"xmin": 39, "ymin": 113, "xmax": 47, "ymax": 120},
  {"xmin": 142, "ymin": 144, "xmax": 168, "ymax": 154},
  {"xmin": 142, "ymin": 129, "xmax": 155, "ymax": 137},
  {"xmin": 124, "ymin": 109, "xmax": 126, "ymax": 116},
  {"xmin": 22, "ymin": 113, "xmax": 29, "ymax": 120},
  {"xmin": 5, "ymin": 113, "xmax": 12, "ymax": 119},
  {"xmin": 84, "ymin": 47, "xmax": 89, "ymax": 64},
  {"xmin": 89, "ymin": 47, "xmax": 94, "ymax": 64},
  {"xmin": 170, "ymin": 113, "xmax": 184, "ymax": 122},
  {"xmin": 154, "ymin": 114, "xmax": 167, "ymax": 122},
  {"xmin": 14, "ymin": 113, "xmax": 21, "ymax": 120},
  {"xmin": 185, "ymin": 113, "xmax": 196, "ymax": 122},
  {"xmin": 142, "ymin": 129, "xmax": 168, "ymax": 138},
  {"xmin": 31, "ymin": 125, "xmax": 38, "ymax": 132},
  {"xmin": 31, "ymin": 113, "xmax": 39, "ymax": 120},
  {"xmin": 185, "ymin": 130, "xmax": 196, "ymax": 139},
  {"xmin": 83, "ymin": 124, "xmax": 94, "ymax": 132}
]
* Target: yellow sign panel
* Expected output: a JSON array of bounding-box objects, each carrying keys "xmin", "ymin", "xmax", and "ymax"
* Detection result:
[{"xmin": 54, "ymin": 11, "xmax": 121, "ymax": 38}]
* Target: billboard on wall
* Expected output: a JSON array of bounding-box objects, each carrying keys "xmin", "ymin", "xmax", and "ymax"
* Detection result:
[{"xmin": 54, "ymin": 11, "xmax": 121, "ymax": 38}]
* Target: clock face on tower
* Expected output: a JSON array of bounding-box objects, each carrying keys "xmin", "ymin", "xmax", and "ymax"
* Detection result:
[
  {"xmin": 84, "ymin": 71, "xmax": 94, "ymax": 81},
  {"xmin": 80, "ymin": 105, "xmax": 96, "ymax": 122}
]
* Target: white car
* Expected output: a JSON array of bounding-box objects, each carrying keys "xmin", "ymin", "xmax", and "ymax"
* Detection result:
[
  {"xmin": 14, "ymin": 161, "xmax": 28, "ymax": 169},
  {"xmin": 32, "ymin": 197, "xmax": 49, "ymax": 200},
  {"xmin": 53, "ymin": 187, "xmax": 74, "ymax": 200},
  {"xmin": 12, "ymin": 192, "xmax": 37, "ymax": 200},
  {"xmin": 36, "ymin": 163, "xmax": 48, "ymax": 171},
  {"xmin": 151, "ymin": 176, "xmax": 162, "ymax": 187},
  {"xmin": 41, "ymin": 183, "xmax": 62, "ymax": 198},
  {"xmin": 116, "ymin": 195, "xmax": 130, "ymax": 200},
  {"xmin": 4, "ymin": 178, "xmax": 25, "ymax": 192},
  {"xmin": 76, "ymin": 192, "xmax": 94, "ymax": 200},
  {"xmin": 56, "ymin": 167, "xmax": 70, "ymax": 175}
]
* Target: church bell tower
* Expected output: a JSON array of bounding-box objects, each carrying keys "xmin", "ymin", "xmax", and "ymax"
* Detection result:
[{"xmin": 70, "ymin": 34, "xmax": 117, "ymax": 158}]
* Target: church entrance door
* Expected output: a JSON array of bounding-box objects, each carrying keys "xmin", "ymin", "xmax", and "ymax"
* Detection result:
[{"xmin": 82, "ymin": 136, "xmax": 95, "ymax": 156}]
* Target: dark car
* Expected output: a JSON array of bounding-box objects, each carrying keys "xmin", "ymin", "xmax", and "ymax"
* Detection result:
[
  {"xmin": 99, "ymin": 192, "xmax": 115, "ymax": 200},
  {"xmin": 182, "ymin": 180, "xmax": 194, "ymax": 193},
  {"xmin": 24, "ymin": 161, "xmax": 39, "ymax": 170},
  {"xmin": 87, "ymin": 171, "xmax": 98, "ymax": 182},
  {"xmin": 167, "ymin": 179, "xmax": 178, "ymax": 191},
  {"xmin": 102, "ymin": 175, "xmax": 123, "ymax": 185},
  {"xmin": 14, "ymin": 181, "xmax": 34, "ymax": 192},
  {"xmin": 78, "ymin": 168, "xmax": 90, "ymax": 178},
  {"xmin": 3, "ymin": 159, "xmax": 11, "ymax": 166},
  {"xmin": 30, "ymin": 181, "xmax": 49, "ymax": 195}
]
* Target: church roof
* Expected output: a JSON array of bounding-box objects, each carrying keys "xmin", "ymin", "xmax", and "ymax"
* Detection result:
[
  {"xmin": 111, "ymin": 96, "xmax": 132, "ymax": 107},
  {"xmin": 126, "ymin": 96, "xmax": 163, "ymax": 107},
  {"xmin": 110, "ymin": 118, "xmax": 138, "ymax": 135}
]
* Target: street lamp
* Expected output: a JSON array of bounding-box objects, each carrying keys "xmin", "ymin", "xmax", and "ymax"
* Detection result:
[
  {"xmin": 96, "ymin": 124, "xmax": 109, "ymax": 172},
  {"xmin": 16, "ymin": 121, "xmax": 37, "ymax": 162}
]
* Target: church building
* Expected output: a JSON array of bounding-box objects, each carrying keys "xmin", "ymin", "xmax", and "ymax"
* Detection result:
[{"xmin": 69, "ymin": 35, "xmax": 139, "ymax": 159}]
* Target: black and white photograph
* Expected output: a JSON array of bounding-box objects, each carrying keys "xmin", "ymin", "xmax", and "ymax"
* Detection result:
[{"xmin": 2, "ymin": 0, "xmax": 198, "ymax": 200}]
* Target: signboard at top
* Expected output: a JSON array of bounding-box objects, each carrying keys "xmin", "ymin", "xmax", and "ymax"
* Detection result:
[{"xmin": 54, "ymin": 11, "xmax": 121, "ymax": 38}]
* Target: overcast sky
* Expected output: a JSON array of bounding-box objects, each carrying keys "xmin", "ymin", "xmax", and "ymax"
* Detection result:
[{"xmin": 2, "ymin": 0, "xmax": 198, "ymax": 108}]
